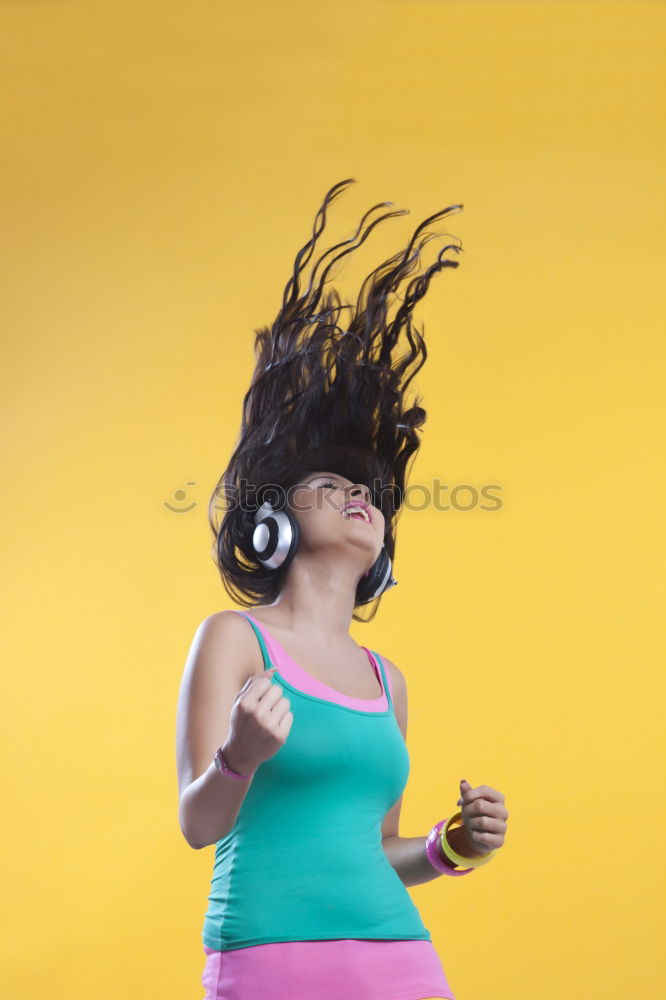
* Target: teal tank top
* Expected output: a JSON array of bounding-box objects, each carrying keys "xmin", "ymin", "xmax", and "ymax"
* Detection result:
[{"xmin": 202, "ymin": 612, "xmax": 432, "ymax": 951}]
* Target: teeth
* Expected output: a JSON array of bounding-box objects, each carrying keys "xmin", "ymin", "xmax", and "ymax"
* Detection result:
[{"xmin": 342, "ymin": 505, "xmax": 370, "ymax": 522}]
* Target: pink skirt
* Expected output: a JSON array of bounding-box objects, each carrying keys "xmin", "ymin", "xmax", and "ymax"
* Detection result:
[{"xmin": 201, "ymin": 939, "xmax": 456, "ymax": 1000}]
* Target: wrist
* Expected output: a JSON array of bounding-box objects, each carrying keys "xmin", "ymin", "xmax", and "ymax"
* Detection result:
[
  {"xmin": 219, "ymin": 742, "xmax": 256, "ymax": 778},
  {"xmin": 444, "ymin": 822, "xmax": 487, "ymax": 860},
  {"xmin": 435, "ymin": 832, "xmax": 459, "ymax": 869}
]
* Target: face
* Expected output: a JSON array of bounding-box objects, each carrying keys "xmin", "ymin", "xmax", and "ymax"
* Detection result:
[{"xmin": 288, "ymin": 469, "xmax": 385, "ymax": 571}]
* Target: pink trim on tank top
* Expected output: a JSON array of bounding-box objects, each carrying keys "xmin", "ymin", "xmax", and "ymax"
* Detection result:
[{"xmin": 237, "ymin": 611, "xmax": 393, "ymax": 711}]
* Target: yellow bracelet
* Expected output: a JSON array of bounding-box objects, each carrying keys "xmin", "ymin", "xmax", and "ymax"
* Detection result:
[{"xmin": 438, "ymin": 811, "xmax": 496, "ymax": 869}]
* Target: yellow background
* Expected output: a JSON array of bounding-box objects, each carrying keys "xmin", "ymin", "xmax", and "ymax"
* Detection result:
[{"xmin": 2, "ymin": 1, "xmax": 664, "ymax": 997}]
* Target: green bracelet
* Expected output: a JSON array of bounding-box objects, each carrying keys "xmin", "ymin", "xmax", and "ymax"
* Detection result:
[{"xmin": 439, "ymin": 811, "xmax": 496, "ymax": 868}]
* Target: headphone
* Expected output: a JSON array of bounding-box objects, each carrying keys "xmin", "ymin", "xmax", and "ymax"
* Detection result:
[{"xmin": 251, "ymin": 500, "xmax": 398, "ymax": 607}]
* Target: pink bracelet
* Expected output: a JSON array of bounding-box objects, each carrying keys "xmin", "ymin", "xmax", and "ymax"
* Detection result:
[
  {"xmin": 425, "ymin": 818, "xmax": 474, "ymax": 876},
  {"xmin": 213, "ymin": 746, "xmax": 254, "ymax": 780}
]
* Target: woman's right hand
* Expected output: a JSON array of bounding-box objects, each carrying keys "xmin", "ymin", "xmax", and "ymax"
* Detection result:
[{"xmin": 222, "ymin": 668, "xmax": 293, "ymax": 775}]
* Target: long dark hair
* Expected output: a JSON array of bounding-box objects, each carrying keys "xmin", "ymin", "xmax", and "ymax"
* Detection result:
[{"xmin": 209, "ymin": 178, "xmax": 463, "ymax": 622}]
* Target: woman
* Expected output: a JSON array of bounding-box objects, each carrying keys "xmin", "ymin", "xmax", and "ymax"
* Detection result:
[{"xmin": 176, "ymin": 178, "xmax": 509, "ymax": 999}]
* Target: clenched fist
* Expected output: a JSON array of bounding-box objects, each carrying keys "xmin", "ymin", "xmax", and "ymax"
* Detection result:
[
  {"xmin": 453, "ymin": 779, "xmax": 509, "ymax": 858},
  {"xmin": 222, "ymin": 668, "xmax": 294, "ymax": 776}
]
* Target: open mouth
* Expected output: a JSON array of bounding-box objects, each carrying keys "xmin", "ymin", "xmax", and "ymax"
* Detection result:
[{"xmin": 341, "ymin": 505, "xmax": 371, "ymax": 523}]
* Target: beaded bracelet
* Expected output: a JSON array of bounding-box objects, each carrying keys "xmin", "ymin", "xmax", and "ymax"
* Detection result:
[{"xmin": 214, "ymin": 746, "xmax": 254, "ymax": 780}]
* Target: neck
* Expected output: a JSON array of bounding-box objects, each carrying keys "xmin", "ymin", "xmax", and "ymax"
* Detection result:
[{"xmin": 266, "ymin": 558, "xmax": 366, "ymax": 641}]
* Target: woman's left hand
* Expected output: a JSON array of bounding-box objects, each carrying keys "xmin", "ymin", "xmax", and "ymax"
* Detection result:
[{"xmin": 454, "ymin": 779, "xmax": 509, "ymax": 857}]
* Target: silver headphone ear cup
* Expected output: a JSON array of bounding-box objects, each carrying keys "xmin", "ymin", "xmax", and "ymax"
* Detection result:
[
  {"xmin": 355, "ymin": 547, "xmax": 398, "ymax": 606},
  {"xmin": 252, "ymin": 503, "xmax": 300, "ymax": 572},
  {"xmin": 375, "ymin": 554, "xmax": 397, "ymax": 595}
]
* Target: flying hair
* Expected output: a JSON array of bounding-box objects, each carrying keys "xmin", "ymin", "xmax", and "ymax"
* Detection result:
[{"xmin": 209, "ymin": 177, "xmax": 464, "ymax": 622}]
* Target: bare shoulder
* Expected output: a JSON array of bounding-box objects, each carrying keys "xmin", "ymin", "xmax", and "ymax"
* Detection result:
[
  {"xmin": 379, "ymin": 654, "xmax": 405, "ymax": 690},
  {"xmin": 377, "ymin": 654, "xmax": 408, "ymax": 739},
  {"xmin": 175, "ymin": 610, "xmax": 265, "ymax": 798},
  {"xmin": 203, "ymin": 609, "xmax": 264, "ymax": 672}
]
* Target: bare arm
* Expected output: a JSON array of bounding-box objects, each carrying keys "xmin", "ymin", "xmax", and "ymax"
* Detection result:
[
  {"xmin": 176, "ymin": 611, "xmax": 262, "ymax": 849},
  {"xmin": 380, "ymin": 657, "xmax": 476, "ymax": 885}
]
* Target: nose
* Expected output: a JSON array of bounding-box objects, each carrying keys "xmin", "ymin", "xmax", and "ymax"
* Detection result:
[{"xmin": 348, "ymin": 482, "xmax": 372, "ymax": 505}]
